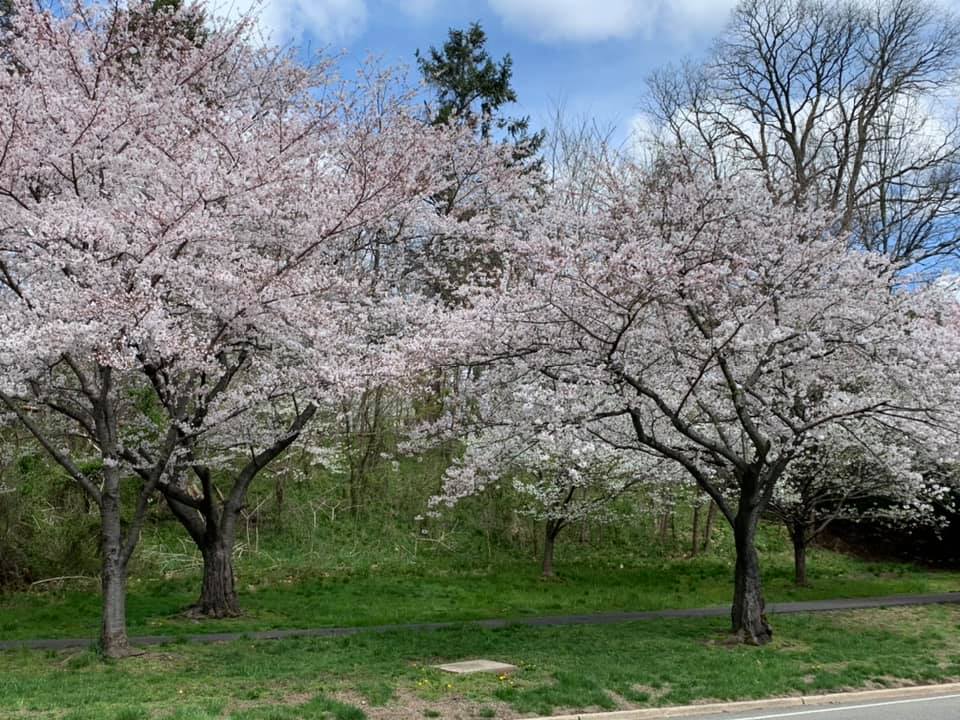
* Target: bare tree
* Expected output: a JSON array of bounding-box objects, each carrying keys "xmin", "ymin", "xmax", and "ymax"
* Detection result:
[
  {"xmin": 644, "ymin": 0, "xmax": 960, "ymax": 267},
  {"xmin": 541, "ymin": 103, "xmax": 620, "ymax": 214}
]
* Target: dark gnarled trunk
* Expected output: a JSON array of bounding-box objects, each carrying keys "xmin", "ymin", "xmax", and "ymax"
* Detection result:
[
  {"xmin": 165, "ymin": 404, "xmax": 317, "ymax": 620},
  {"xmin": 731, "ymin": 506, "xmax": 772, "ymax": 645},
  {"xmin": 180, "ymin": 504, "xmax": 242, "ymax": 619},
  {"xmin": 164, "ymin": 479, "xmax": 242, "ymax": 619},
  {"xmin": 193, "ymin": 535, "xmax": 240, "ymax": 618}
]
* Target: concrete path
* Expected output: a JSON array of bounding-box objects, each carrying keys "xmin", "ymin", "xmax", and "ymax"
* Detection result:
[{"xmin": 1, "ymin": 591, "xmax": 958, "ymax": 652}]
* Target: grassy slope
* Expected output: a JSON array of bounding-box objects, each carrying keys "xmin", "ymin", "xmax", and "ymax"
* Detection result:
[
  {"xmin": 1, "ymin": 548, "xmax": 958, "ymax": 641},
  {"xmin": 3, "ymin": 487, "xmax": 960, "ymax": 719},
  {"xmin": 5, "ymin": 448, "xmax": 958, "ymax": 641},
  {"xmin": 2, "ymin": 605, "xmax": 959, "ymax": 719}
]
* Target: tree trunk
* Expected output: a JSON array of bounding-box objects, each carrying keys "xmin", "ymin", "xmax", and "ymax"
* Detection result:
[
  {"xmin": 274, "ymin": 476, "xmax": 285, "ymax": 529},
  {"xmin": 702, "ymin": 500, "xmax": 717, "ymax": 552},
  {"xmin": 542, "ymin": 521, "xmax": 562, "ymax": 578},
  {"xmin": 192, "ymin": 536, "xmax": 240, "ymax": 618},
  {"xmin": 792, "ymin": 527, "xmax": 808, "ymax": 587},
  {"xmin": 99, "ymin": 490, "xmax": 130, "ymax": 658},
  {"xmin": 168, "ymin": 404, "xmax": 316, "ymax": 620},
  {"xmin": 165, "ymin": 487, "xmax": 242, "ymax": 619},
  {"xmin": 657, "ymin": 512, "xmax": 670, "ymax": 543},
  {"xmin": 691, "ymin": 503, "xmax": 701, "ymax": 557},
  {"xmin": 731, "ymin": 508, "xmax": 772, "ymax": 645}
]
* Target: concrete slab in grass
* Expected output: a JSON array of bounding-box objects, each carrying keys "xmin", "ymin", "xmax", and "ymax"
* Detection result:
[{"xmin": 433, "ymin": 659, "xmax": 518, "ymax": 675}]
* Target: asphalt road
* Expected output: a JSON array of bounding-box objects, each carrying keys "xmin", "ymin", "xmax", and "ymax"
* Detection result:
[{"xmin": 690, "ymin": 693, "xmax": 960, "ymax": 720}]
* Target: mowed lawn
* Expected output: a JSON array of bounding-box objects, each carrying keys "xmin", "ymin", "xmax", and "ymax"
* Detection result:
[
  {"xmin": 2, "ymin": 605, "xmax": 960, "ymax": 719},
  {"xmin": 1, "ymin": 549, "xmax": 959, "ymax": 642}
]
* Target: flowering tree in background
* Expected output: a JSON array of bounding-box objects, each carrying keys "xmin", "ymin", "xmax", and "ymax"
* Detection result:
[
  {"xmin": 463, "ymin": 160, "xmax": 959, "ymax": 644},
  {"xmin": 768, "ymin": 429, "xmax": 948, "ymax": 585},
  {"xmin": 0, "ymin": 0, "xmax": 529, "ymax": 651},
  {"xmin": 432, "ymin": 370, "xmax": 679, "ymax": 577}
]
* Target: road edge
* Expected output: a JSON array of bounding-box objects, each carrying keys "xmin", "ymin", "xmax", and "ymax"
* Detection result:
[{"xmin": 522, "ymin": 682, "xmax": 960, "ymax": 720}]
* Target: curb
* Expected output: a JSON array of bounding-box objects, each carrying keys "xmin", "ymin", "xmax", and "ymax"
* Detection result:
[{"xmin": 522, "ymin": 683, "xmax": 960, "ymax": 720}]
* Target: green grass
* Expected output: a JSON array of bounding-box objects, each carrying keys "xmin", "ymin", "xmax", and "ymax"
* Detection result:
[
  {"xmin": 4, "ymin": 487, "xmax": 959, "ymax": 719},
  {"xmin": 1, "ymin": 548, "xmax": 957, "ymax": 642},
  {"xmin": 5, "ymin": 451, "xmax": 957, "ymax": 644},
  {"xmin": 2, "ymin": 605, "xmax": 960, "ymax": 719}
]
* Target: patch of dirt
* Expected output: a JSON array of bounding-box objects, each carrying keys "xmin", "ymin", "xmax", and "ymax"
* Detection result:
[
  {"xmin": 772, "ymin": 638, "xmax": 812, "ymax": 654},
  {"xmin": 630, "ymin": 683, "xmax": 672, "ymax": 703},
  {"xmin": 103, "ymin": 648, "xmax": 192, "ymax": 674},
  {"xmin": 858, "ymin": 677, "xmax": 915, "ymax": 690},
  {"xmin": 335, "ymin": 688, "xmax": 517, "ymax": 720},
  {"xmin": 124, "ymin": 651, "xmax": 180, "ymax": 663},
  {"xmin": 819, "ymin": 607, "xmax": 930, "ymax": 632},
  {"xmin": 604, "ymin": 690, "xmax": 634, "ymax": 709},
  {"xmin": 849, "ymin": 676, "xmax": 960, "ymax": 692},
  {"xmin": 818, "ymin": 661, "xmax": 851, "ymax": 672},
  {"xmin": 699, "ymin": 633, "xmax": 749, "ymax": 649},
  {"xmin": 277, "ymin": 691, "xmax": 314, "ymax": 706}
]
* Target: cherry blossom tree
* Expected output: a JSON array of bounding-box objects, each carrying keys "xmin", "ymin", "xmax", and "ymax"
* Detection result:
[
  {"xmin": 768, "ymin": 429, "xmax": 947, "ymax": 585},
  {"xmin": 0, "ymin": 0, "xmax": 528, "ymax": 652},
  {"xmin": 149, "ymin": 74, "xmax": 526, "ymax": 619},
  {"xmin": 431, "ymin": 369, "xmax": 678, "ymax": 577},
  {"xmin": 463, "ymin": 158, "xmax": 960, "ymax": 644},
  {"xmin": 0, "ymin": 0, "xmax": 276, "ymax": 656}
]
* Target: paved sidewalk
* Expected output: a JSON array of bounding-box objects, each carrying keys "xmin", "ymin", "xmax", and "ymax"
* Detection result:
[{"xmin": 1, "ymin": 591, "xmax": 958, "ymax": 652}]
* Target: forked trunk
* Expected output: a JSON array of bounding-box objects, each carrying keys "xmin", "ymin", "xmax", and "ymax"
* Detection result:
[
  {"xmin": 171, "ymin": 404, "xmax": 316, "ymax": 619},
  {"xmin": 165, "ymin": 477, "xmax": 243, "ymax": 619},
  {"xmin": 731, "ymin": 508, "xmax": 772, "ymax": 645}
]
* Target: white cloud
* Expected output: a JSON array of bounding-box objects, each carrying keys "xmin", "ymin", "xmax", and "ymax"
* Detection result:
[
  {"xmin": 216, "ymin": 0, "xmax": 368, "ymax": 45},
  {"xmin": 659, "ymin": 0, "xmax": 740, "ymax": 36},
  {"xmin": 485, "ymin": 0, "xmax": 738, "ymax": 43},
  {"xmin": 625, "ymin": 111, "xmax": 655, "ymax": 156}
]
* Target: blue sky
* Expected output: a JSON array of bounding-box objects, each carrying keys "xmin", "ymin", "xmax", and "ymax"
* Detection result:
[
  {"xmin": 228, "ymin": 0, "xmax": 960, "ymax": 147},
  {"xmin": 227, "ymin": 0, "xmax": 744, "ymax": 145}
]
